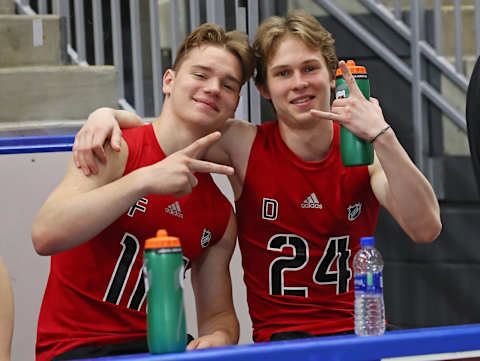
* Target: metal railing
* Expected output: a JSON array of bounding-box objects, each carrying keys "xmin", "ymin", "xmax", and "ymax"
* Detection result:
[
  {"xmin": 13, "ymin": 0, "xmax": 260, "ymax": 123},
  {"xmin": 313, "ymin": 0, "xmax": 476, "ymax": 171}
]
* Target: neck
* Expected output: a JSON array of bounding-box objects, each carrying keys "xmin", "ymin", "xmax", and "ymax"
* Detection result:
[
  {"xmin": 277, "ymin": 120, "xmax": 333, "ymax": 162},
  {"xmin": 152, "ymin": 102, "xmax": 204, "ymax": 156}
]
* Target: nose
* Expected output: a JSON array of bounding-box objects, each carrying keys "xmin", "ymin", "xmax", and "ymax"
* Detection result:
[
  {"xmin": 293, "ymin": 72, "xmax": 308, "ymax": 91},
  {"xmin": 204, "ymin": 78, "xmax": 221, "ymax": 95}
]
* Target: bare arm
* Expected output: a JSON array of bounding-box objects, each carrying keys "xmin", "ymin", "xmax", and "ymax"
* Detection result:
[
  {"xmin": 74, "ymin": 108, "xmax": 145, "ymax": 175},
  {"xmin": 32, "ymin": 132, "xmax": 234, "ymax": 255},
  {"xmin": 369, "ymin": 131, "xmax": 441, "ymax": 243},
  {"xmin": 187, "ymin": 209, "xmax": 239, "ymax": 349},
  {"xmin": 207, "ymin": 118, "xmax": 257, "ymax": 201},
  {"xmin": 74, "ymin": 108, "xmax": 257, "ymax": 201},
  {"xmin": 311, "ymin": 61, "xmax": 441, "ymax": 243},
  {"xmin": 0, "ymin": 257, "xmax": 13, "ymax": 361},
  {"xmin": 32, "ymin": 140, "xmax": 144, "ymax": 255}
]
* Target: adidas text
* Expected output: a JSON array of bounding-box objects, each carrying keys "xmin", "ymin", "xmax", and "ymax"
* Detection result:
[
  {"xmin": 301, "ymin": 203, "xmax": 323, "ymax": 209},
  {"xmin": 301, "ymin": 193, "xmax": 323, "ymax": 209}
]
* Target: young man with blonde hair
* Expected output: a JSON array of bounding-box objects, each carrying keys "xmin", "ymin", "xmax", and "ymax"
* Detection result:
[
  {"xmin": 75, "ymin": 10, "xmax": 441, "ymax": 342},
  {"xmin": 32, "ymin": 23, "xmax": 254, "ymax": 360}
]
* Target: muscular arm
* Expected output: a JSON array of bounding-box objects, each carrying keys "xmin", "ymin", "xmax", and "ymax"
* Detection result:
[
  {"xmin": 188, "ymin": 209, "xmax": 239, "ymax": 349},
  {"xmin": 311, "ymin": 61, "xmax": 441, "ymax": 243},
  {"xmin": 33, "ymin": 132, "xmax": 233, "ymax": 255},
  {"xmin": 369, "ymin": 129, "xmax": 441, "ymax": 243},
  {"xmin": 32, "ymin": 141, "xmax": 145, "ymax": 255},
  {"xmin": 0, "ymin": 257, "xmax": 13, "ymax": 361}
]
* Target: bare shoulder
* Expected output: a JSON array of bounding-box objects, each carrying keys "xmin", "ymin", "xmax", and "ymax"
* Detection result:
[
  {"xmin": 219, "ymin": 118, "xmax": 257, "ymax": 154},
  {"xmin": 205, "ymin": 118, "xmax": 257, "ymax": 167},
  {"xmin": 217, "ymin": 119, "xmax": 258, "ymax": 197},
  {"xmin": 222, "ymin": 118, "xmax": 257, "ymax": 138}
]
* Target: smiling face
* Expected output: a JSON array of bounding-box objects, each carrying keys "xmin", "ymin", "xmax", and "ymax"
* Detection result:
[
  {"xmin": 259, "ymin": 35, "xmax": 335, "ymax": 129},
  {"xmin": 163, "ymin": 45, "xmax": 243, "ymax": 132}
]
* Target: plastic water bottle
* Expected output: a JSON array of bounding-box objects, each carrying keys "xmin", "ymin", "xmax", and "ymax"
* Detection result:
[
  {"xmin": 144, "ymin": 229, "xmax": 187, "ymax": 354},
  {"xmin": 353, "ymin": 236, "xmax": 385, "ymax": 336},
  {"xmin": 335, "ymin": 60, "xmax": 374, "ymax": 167}
]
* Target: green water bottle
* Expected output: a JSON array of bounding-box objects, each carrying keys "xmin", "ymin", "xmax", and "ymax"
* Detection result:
[
  {"xmin": 144, "ymin": 229, "xmax": 186, "ymax": 354},
  {"xmin": 335, "ymin": 60, "xmax": 374, "ymax": 167}
]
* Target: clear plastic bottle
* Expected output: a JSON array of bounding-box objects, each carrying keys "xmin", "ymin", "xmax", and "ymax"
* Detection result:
[{"xmin": 353, "ymin": 236, "xmax": 385, "ymax": 336}]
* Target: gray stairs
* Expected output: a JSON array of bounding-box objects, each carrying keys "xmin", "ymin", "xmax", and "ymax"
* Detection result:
[
  {"xmin": 0, "ymin": 0, "xmax": 14, "ymax": 14},
  {"xmin": 0, "ymin": 15, "xmax": 65, "ymax": 67},
  {"xmin": 0, "ymin": 66, "xmax": 118, "ymax": 122},
  {"xmin": 0, "ymin": 1, "xmax": 118, "ymax": 131},
  {"xmin": 379, "ymin": 3, "xmax": 479, "ymax": 331}
]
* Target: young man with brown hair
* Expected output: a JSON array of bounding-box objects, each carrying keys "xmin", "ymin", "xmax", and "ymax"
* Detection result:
[
  {"xmin": 74, "ymin": 10, "xmax": 441, "ymax": 342},
  {"xmin": 32, "ymin": 23, "xmax": 255, "ymax": 360}
]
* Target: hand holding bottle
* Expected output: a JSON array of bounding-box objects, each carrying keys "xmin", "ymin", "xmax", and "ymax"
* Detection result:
[{"xmin": 310, "ymin": 60, "xmax": 389, "ymax": 166}]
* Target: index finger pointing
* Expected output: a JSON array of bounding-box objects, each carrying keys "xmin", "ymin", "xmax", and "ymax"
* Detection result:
[
  {"xmin": 188, "ymin": 159, "xmax": 234, "ymax": 176},
  {"xmin": 339, "ymin": 60, "xmax": 363, "ymax": 98},
  {"xmin": 181, "ymin": 131, "xmax": 222, "ymax": 159}
]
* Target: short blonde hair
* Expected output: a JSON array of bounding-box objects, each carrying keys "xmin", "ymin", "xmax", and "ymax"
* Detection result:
[
  {"xmin": 253, "ymin": 10, "xmax": 338, "ymax": 86},
  {"xmin": 173, "ymin": 23, "xmax": 255, "ymax": 85}
]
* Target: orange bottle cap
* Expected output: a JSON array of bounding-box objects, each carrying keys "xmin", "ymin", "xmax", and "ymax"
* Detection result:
[
  {"xmin": 145, "ymin": 229, "xmax": 181, "ymax": 249},
  {"xmin": 336, "ymin": 60, "xmax": 367, "ymax": 77}
]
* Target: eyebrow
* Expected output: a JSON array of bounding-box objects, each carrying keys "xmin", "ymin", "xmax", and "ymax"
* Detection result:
[
  {"xmin": 191, "ymin": 65, "xmax": 242, "ymax": 85},
  {"xmin": 270, "ymin": 58, "xmax": 322, "ymax": 72}
]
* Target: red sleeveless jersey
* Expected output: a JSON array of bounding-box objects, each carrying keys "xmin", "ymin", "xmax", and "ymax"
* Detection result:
[
  {"xmin": 36, "ymin": 124, "xmax": 231, "ymax": 360},
  {"xmin": 235, "ymin": 122, "xmax": 379, "ymax": 342}
]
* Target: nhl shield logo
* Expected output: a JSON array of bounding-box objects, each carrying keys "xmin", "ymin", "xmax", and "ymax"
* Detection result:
[
  {"xmin": 347, "ymin": 203, "xmax": 362, "ymax": 221},
  {"xmin": 201, "ymin": 229, "xmax": 212, "ymax": 248}
]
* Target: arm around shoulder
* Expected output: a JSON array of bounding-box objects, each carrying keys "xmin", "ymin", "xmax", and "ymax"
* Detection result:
[
  {"xmin": 92, "ymin": 107, "xmax": 145, "ymax": 128},
  {"xmin": 369, "ymin": 128, "xmax": 442, "ymax": 243},
  {"xmin": 74, "ymin": 108, "xmax": 146, "ymax": 175}
]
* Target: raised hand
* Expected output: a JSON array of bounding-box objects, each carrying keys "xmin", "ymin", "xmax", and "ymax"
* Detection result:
[
  {"xmin": 310, "ymin": 60, "xmax": 388, "ymax": 141},
  {"xmin": 142, "ymin": 131, "xmax": 234, "ymax": 198}
]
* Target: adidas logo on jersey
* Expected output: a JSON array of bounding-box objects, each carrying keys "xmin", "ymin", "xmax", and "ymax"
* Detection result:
[
  {"xmin": 301, "ymin": 193, "xmax": 323, "ymax": 209},
  {"xmin": 165, "ymin": 201, "xmax": 183, "ymax": 218}
]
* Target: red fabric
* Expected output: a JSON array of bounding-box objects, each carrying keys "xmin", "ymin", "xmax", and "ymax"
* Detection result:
[
  {"xmin": 36, "ymin": 124, "xmax": 231, "ymax": 360},
  {"xmin": 236, "ymin": 122, "xmax": 379, "ymax": 342}
]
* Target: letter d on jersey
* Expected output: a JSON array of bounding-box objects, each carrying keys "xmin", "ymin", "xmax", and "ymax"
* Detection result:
[{"xmin": 262, "ymin": 198, "xmax": 278, "ymax": 221}]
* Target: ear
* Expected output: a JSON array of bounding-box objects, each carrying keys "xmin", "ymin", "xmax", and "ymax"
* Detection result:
[
  {"xmin": 163, "ymin": 69, "xmax": 175, "ymax": 96},
  {"xmin": 256, "ymin": 83, "xmax": 271, "ymax": 100}
]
